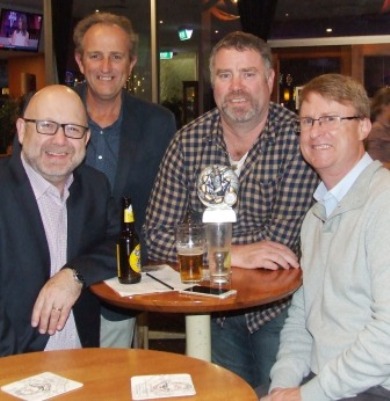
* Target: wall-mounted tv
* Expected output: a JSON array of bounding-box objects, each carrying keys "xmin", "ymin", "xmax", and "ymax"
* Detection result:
[{"xmin": 0, "ymin": 8, "xmax": 43, "ymax": 53}]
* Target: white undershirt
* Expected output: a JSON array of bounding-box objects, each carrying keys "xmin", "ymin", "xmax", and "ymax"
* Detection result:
[{"xmin": 229, "ymin": 152, "xmax": 248, "ymax": 177}]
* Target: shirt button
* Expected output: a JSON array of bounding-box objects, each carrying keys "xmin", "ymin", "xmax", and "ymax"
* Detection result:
[
  {"xmin": 98, "ymin": 155, "xmax": 103, "ymax": 160},
  {"xmin": 100, "ymin": 130, "xmax": 104, "ymax": 135}
]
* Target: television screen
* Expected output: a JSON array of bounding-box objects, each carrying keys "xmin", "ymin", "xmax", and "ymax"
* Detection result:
[{"xmin": 0, "ymin": 8, "xmax": 43, "ymax": 52}]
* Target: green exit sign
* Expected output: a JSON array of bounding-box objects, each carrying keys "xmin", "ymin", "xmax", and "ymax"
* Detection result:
[{"xmin": 160, "ymin": 51, "xmax": 173, "ymax": 59}]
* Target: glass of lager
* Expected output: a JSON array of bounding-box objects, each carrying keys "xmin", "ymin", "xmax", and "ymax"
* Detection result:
[{"xmin": 175, "ymin": 223, "xmax": 205, "ymax": 284}]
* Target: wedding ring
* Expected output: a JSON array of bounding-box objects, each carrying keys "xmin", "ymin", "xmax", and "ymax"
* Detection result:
[{"xmin": 52, "ymin": 306, "xmax": 62, "ymax": 312}]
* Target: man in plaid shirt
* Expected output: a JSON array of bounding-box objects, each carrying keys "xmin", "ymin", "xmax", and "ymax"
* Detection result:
[{"xmin": 144, "ymin": 31, "xmax": 318, "ymax": 389}]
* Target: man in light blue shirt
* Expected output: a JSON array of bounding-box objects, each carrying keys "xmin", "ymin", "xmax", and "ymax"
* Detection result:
[{"xmin": 262, "ymin": 74, "xmax": 390, "ymax": 401}]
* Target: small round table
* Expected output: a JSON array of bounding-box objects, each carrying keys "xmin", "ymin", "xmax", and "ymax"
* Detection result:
[
  {"xmin": 92, "ymin": 266, "xmax": 302, "ymax": 361},
  {"xmin": 0, "ymin": 348, "xmax": 258, "ymax": 401}
]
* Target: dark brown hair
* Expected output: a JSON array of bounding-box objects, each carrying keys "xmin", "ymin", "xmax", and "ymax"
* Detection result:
[
  {"xmin": 370, "ymin": 87, "xmax": 390, "ymax": 121},
  {"xmin": 209, "ymin": 31, "xmax": 273, "ymax": 86}
]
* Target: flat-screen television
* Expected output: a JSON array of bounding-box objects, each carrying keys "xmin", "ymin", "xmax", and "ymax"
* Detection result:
[{"xmin": 0, "ymin": 8, "xmax": 43, "ymax": 52}]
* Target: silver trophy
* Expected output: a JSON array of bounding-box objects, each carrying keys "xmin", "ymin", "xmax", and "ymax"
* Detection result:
[{"xmin": 197, "ymin": 164, "xmax": 238, "ymax": 223}]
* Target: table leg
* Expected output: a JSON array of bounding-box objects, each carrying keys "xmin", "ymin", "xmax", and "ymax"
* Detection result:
[{"xmin": 185, "ymin": 314, "xmax": 211, "ymax": 361}]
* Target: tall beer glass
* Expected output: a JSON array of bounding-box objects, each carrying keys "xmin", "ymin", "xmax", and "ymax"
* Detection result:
[{"xmin": 175, "ymin": 223, "xmax": 205, "ymax": 284}]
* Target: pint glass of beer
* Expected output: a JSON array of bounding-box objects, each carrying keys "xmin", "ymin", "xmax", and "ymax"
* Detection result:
[{"xmin": 175, "ymin": 223, "xmax": 205, "ymax": 284}]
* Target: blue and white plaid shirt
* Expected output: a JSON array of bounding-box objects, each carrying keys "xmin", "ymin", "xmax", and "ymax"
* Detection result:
[{"xmin": 145, "ymin": 102, "xmax": 318, "ymax": 332}]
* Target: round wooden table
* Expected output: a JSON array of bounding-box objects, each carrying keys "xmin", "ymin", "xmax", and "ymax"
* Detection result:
[
  {"xmin": 0, "ymin": 348, "xmax": 257, "ymax": 401},
  {"xmin": 91, "ymin": 266, "xmax": 302, "ymax": 361}
]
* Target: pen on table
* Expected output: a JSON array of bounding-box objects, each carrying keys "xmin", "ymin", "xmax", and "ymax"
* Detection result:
[{"xmin": 146, "ymin": 272, "xmax": 175, "ymax": 290}]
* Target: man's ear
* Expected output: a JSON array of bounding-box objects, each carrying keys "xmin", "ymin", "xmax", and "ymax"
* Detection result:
[
  {"xmin": 128, "ymin": 55, "xmax": 138, "ymax": 75},
  {"xmin": 266, "ymin": 69, "xmax": 275, "ymax": 94},
  {"xmin": 16, "ymin": 117, "xmax": 26, "ymax": 145},
  {"xmin": 75, "ymin": 52, "xmax": 85, "ymax": 75},
  {"xmin": 85, "ymin": 128, "xmax": 91, "ymax": 145},
  {"xmin": 359, "ymin": 117, "xmax": 372, "ymax": 141}
]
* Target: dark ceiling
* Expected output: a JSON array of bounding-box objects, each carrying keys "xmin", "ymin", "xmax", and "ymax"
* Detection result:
[
  {"xmin": 14, "ymin": 0, "xmax": 386, "ymax": 20},
  {"xmin": 2, "ymin": 0, "xmax": 389, "ymax": 59}
]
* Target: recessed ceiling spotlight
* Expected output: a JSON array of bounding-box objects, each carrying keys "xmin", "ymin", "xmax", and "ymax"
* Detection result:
[
  {"xmin": 159, "ymin": 20, "xmax": 164, "ymax": 24},
  {"xmin": 285, "ymin": 13, "xmax": 289, "ymax": 17},
  {"xmin": 326, "ymin": 28, "xmax": 333, "ymax": 33},
  {"xmin": 215, "ymin": 30, "xmax": 219, "ymax": 34}
]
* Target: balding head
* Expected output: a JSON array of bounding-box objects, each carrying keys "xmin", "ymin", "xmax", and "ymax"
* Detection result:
[
  {"xmin": 24, "ymin": 85, "xmax": 88, "ymax": 126},
  {"xmin": 17, "ymin": 85, "xmax": 90, "ymax": 193}
]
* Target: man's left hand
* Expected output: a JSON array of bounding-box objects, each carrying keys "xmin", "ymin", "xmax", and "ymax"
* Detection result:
[{"xmin": 31, "ymin": 268, "xmax": 83, "ymax": 335}]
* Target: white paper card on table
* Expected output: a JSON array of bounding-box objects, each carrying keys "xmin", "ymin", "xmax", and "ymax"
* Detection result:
[
  {"xmin": 131, "ymin": 373, "xmax": 196, "ymax": 400},
  {"xmin": 1, "ymin": 372, "xmax": 83, "ymax": 401},
  {"xmin": 104, "ymin": 264, "xmax": 191, "ymax": 297}
]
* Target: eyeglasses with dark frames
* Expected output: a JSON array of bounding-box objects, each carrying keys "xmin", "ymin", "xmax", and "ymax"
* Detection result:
[
  {"xmin": 296, "ymin": 115, "xmax": 362, "ymax": 133},
  {"xmin": 23, "ymin": 118, "xmax": 89, "ymax": 139}
]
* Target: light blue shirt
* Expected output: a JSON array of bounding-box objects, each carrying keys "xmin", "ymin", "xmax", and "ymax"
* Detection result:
[{"xmin": 314, "ymin": 153, "xmax": 373, "ymax": 217}]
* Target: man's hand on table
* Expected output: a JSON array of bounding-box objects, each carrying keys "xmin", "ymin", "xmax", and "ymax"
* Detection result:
[
  {"xmin": 31, "ymin": 268, "xmax": 83, "ymax": 335},
  {"xmin": 231, "ymin": 240, "xmax": 299, "ymax": 270},
  {"xmin": 261, "ymin": 387, "xmax": 301, "ymax": 401}
]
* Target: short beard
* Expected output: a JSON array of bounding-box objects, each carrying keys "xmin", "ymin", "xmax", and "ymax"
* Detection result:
[{"xmin": 221, "ymin": 103, "xmax": 257, "ymax": 123}]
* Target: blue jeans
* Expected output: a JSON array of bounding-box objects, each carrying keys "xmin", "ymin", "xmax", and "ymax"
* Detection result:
[{"xmin": 211, "ymin": 308, "xmax": 288, "ymax": 389}]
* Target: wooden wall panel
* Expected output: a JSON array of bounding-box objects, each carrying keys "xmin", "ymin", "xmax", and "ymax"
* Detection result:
[{"xmin": 7, "ymin": 54, "xmax": 45, "ymax": 99}]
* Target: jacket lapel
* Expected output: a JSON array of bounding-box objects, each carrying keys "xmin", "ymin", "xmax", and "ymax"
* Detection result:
[
  {"xmin": 9, "ymin": 154, "xmax": 50, "ymax": 270},
  {"xmin": 113, "ymin": 96, "xmax": 140, "ymax": 202}
]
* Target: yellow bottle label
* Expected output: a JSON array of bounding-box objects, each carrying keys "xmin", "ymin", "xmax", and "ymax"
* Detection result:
[
  {"xmin": 129, "ymin": 244, "xmax": 141, "ymax": 273},
  {"xmin": 124, "ymin": 206, "xmax": 135, "ymax": 223}
]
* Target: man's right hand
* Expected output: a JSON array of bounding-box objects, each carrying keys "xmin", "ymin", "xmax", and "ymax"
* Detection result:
[
  {"xmin": 31, "ymin": 269, "xmax": 82, "ymax": 335},
  {"xmin": 231, "ymin": 240, "xmax": 299, "ymax": 270},
  {"xmin": 261, "ymin": 387, "xmax": 301, "ymax": 401}
]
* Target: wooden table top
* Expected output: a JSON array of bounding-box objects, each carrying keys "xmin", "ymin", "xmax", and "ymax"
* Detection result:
[
  {"xmin": 91, "ymin": 266, "xmax": 302, "ymax": 314},
  {"xmin": 0, "ymin": 348, "xmax": 258, "ymax": 401}
]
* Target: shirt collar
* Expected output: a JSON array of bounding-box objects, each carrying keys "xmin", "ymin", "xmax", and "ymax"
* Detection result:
[
  {"xmin": 84, "ymin": 88, "xmax": 124, "ymax": 130},
  {"xmin": 314, "ymin": 152, "xmax": 373, "ymax": 216}
]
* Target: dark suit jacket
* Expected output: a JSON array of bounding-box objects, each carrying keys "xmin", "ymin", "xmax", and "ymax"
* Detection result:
[
  {"xmin": 0, "ymin": 153, "xmax": 119, "ymax": 356},
  {"xmin": 75, "ymin": 86, "xmax": 176, "ymax": 321},
  {"xmin": 76, "ymin": 85, "xmax": 177, "ymax": 255}
]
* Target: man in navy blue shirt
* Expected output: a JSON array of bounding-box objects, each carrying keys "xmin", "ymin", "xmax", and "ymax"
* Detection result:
[{"xmin": 73, "ymin": 12, "xmax": 176, "ymax": 348}]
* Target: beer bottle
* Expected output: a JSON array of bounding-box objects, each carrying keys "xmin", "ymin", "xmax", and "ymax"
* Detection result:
[{"xmin": 117, "ymin": 197, "xmax": 142, "ymax": 284}]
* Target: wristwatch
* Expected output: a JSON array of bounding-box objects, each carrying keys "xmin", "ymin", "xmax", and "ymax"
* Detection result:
[{"xmin": 71, "ymin": 268, "xmax": 86, "ymax": 288}]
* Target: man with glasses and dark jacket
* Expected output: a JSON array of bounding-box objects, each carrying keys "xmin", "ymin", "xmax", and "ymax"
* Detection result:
[{"xmin": 0, "ymin": 85, "xmax": 118, "ymax": 355}]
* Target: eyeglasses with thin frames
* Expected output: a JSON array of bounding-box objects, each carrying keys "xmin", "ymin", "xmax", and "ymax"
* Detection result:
[
  {"xmin": 297, "ymin": 115, "xmax": 362, "ymax": 133},
  {"xmin": 23, "ymin": 118, "xmax": 89, "ymax": 139}
]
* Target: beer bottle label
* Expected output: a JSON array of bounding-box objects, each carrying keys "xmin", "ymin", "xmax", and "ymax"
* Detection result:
[
  {"xmin": 129, "ymin": 244, "xmax": 141, "ymax": 273},
  {"xmin": 124, "ymin": 206, "xmax": 135, "ymax": 223}
]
